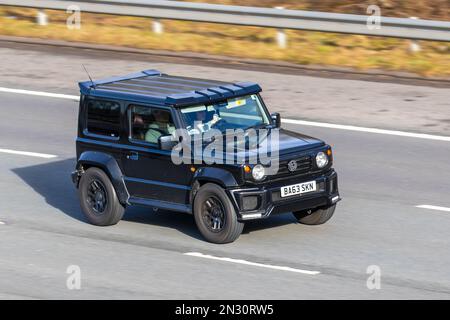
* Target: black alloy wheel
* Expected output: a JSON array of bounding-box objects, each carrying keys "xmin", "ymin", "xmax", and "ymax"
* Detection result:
[{"xmin": 202, "ymin": 196, "xmax": 226, "ymax": 232}]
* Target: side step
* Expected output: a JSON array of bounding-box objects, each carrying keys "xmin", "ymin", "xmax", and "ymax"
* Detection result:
[{"xmin": 129, "ymin": 197, "xmax": 192, "ymax": 214}]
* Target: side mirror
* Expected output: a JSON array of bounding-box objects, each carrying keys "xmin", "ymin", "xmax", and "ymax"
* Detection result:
[
  {"xmin": 271, "ymin": 112, "xmax": 281, "ymax": 128},
  {"xmin": 158, "ymin": 135, "xmax": 177, "ymax": 151}
]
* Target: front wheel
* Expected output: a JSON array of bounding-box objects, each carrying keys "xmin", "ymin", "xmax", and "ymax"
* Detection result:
[
  {"xmin": 193, "ymin": 183, "xmax": 244, "ymax": 244},
  {"xmin": 292, "ymin": 204, "xmax": 336, "ymax": 225}
]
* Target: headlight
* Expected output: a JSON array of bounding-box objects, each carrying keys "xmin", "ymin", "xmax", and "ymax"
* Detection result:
[
  {"xmin": 316, "ymin": 152, "xmax": 329, "ymax": 168},
  {"xmin": 252, "ymin": 164, "xmax": 266, "ymax": 181}
]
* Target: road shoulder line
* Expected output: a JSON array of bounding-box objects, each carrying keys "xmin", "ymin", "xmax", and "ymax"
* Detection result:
[
  {"xmin": 2, "ymin": 86, "xmax": 450, "ymax": 143},
  {"xmin": 416, "ymin": 205, "xmax": 450, "ymax": 212},
  {"xmin": 283, "ymin": 119, "xmax": 450, "ymax": 142},
  {"xmin": 0, "ymin": 148, "xmax": 57, "ymax": 159},
  {"xmin": 184, "ymin": 252, "xmax": 320, "ymax": 275},
  {"xmin": 0, "ymin": 87, "xmax": 79, "ymax": 100}
]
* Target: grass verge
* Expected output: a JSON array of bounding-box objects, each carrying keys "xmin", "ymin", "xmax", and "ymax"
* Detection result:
[{"xmin": 0, "ymin": 7, "xmax": 449, "ymax": 78}]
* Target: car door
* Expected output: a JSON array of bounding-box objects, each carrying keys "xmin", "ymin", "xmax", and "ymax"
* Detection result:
[{"xmin": 121, "ymin": 104, "xmax": 192, "ymax": 205}]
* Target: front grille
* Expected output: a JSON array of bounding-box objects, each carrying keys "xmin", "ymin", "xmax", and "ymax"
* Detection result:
[{"xmin": 274, "ymin": 156, "xmax": 312, "ymax": 177}]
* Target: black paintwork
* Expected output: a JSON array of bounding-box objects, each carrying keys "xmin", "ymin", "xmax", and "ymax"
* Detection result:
[{"xmin": 73, "ymin": 71, "xmax": 340, "ymax": 220}]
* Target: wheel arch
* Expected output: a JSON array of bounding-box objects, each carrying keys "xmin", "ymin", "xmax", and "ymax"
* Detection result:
[
  {"xmin": 189, "ymin": 167, "xmax": 239, "ymax": 206},
  {"xmin": 76, "ymin": 151, "xmax": 129, "ymax": 204}
]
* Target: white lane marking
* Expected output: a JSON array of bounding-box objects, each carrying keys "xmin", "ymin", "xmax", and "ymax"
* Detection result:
[
  {"xmin": 416, "ymin": 205, "xmax": 450, "ymax": 212},
  {"xmin": 0, "ymin": 221, "xmax": 5, "ymax": 225},
  {"xmin": 0, "ymin": 148, "xmax": 57, "ymax": 159},
  {"xmin": 2, "ymin": 86, "xmax": 450, "ymax": 142},
  {"xmin": 184, "ymin": 252, "xmax": 320, "ymax": 275},
  {"xmin": 0, "ymin": 87, "xmax": 79, "ymax": 100},
  {"xmin": 283, "ymin": 119, "xmax": 450, "ymax": 142}
]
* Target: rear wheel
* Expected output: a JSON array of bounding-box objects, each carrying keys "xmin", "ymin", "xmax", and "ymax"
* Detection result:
[
  {"xmin": 292, "ymin": 204, "xmax": 336, "ymax": 225},
  {"xmin": 193, "ymin": 183, "xmax": 244, "ymax": 244},
  {"xmin": 78, "ymin": 167, "xmax": 125, "ymax": 226}
]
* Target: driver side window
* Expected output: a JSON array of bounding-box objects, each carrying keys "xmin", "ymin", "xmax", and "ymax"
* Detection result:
[{"xmin": 130, "ymin": 105, "xmax": 175, "ymax": 145}]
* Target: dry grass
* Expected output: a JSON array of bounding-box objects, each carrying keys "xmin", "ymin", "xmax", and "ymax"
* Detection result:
[
  {"xmin": 186, "ymin": 0, "xmax": 450, "ymax": 20},
  {"xmin": 0, "ymin": 7, "xmax": 449, "ymax": 77}
]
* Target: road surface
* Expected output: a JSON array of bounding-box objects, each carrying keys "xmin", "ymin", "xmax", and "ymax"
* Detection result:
[{"xmin": 0, "ymin": 42, "xmax": 449, "ymax": 299}]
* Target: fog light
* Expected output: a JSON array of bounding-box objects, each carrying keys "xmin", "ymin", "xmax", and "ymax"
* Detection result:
[{"xmin": 242, "ymin": 195, "xmax": 259, "ymax": 211}]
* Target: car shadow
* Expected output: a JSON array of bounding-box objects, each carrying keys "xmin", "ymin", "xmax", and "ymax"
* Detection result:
[
  {"xmin": 12, "ymin": 158, "xmax": 85, "ymax": 222},
  {"xmin": 12, "ymin": 158, "xmax": 295, "ymax": 240},
  {"xmin": 242, "ymin": 214, "xmax": 296, "ymax": 234},
  {"xmin": 122, "ymin": 206, "xmax": 203, "ymax": 240},
  {"xmin": 11, "ymin": 158, "xmax": 205, "ymax": 240}
]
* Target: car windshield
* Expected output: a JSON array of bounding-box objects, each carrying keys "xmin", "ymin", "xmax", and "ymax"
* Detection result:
[{"xmin": 180, "ymin": 94, "xmax": 270, "ymax": 135}]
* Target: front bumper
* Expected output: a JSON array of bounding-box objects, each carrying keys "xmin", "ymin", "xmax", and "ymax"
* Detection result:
[
  {"xmin": 71, "ymin": 169, "xmax": 82, "ymax": 187},
  {"xmin": 229, "ymin": 169, "xmax": 340, "ymax": 221}
]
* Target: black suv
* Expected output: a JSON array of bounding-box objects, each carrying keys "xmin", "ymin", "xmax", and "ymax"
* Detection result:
[{"xmin": 72, "ymin": 70, "xmax": 340, "ymax": 243}]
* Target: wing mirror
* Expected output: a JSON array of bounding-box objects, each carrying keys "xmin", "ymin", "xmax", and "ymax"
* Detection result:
[
  {"xmin": 158, "ymin": 134, "xmax": 178, "ymax": 151},
  {"xmin": 271, "ymin": 112, "xmax": 281, "ymax": 128}
]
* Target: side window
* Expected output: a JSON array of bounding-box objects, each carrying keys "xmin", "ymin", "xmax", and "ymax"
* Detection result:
[
  {"xmin": 130, "ymin": 105, "xmax": 175, "ymax": 145},
  {"xmin": 86, "ymin": 99, "xmax": 121, "ymax": 138}
]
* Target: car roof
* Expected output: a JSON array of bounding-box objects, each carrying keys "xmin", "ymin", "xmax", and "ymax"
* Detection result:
[{"xmin": 79, "ymin": 69, "xmax": 262, "ymax": 107}]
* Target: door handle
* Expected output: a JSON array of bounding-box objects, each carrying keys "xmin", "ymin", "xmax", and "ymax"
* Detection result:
[{"xmin": 127, "ymin": 151, "xmax": 139, "ymax": 160}]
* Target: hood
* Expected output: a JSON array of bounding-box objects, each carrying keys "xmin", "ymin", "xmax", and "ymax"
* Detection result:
[
  {"xmin": 185, "ymin": 128, "xmax": 325, "ymax": 164},
  {"xmin": 269, "ymin": 128, "xmax": 325, "ymax": 155},
  {"xmin": 224, "ymin": 128, "xmax": 325, "ymax": 160}
]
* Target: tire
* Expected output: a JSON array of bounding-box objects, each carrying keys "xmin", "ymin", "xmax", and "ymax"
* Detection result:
[
  {"xmin": 78, "ymin": 167, "xmax": 125, "ymax": 226},
  {"xmin": 292, "ymin": 204, "xmax": 336, "ymax": 225},
  {"xmin": 193, "ymin": 183, "xmax": 244, "ymax": 244}
]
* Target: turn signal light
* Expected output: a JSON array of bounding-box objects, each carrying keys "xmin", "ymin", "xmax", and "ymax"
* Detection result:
[{"xmin": 244, "ymin": 165, "xmax": 251, "ymax": 173}]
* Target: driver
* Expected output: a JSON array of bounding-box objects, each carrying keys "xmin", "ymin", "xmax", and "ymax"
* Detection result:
[{"xmin": 145, "ymin": 109, "xmax": 175, "ymax": 144}]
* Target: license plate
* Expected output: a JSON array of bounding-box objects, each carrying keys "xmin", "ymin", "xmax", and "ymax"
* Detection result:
[{"xmin": 280, "ymin": 181, "xmax": 317, "ymax": 198}]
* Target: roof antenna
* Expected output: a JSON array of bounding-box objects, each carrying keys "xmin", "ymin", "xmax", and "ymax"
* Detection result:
[{"xmin": 82, "ymin": 64, "xmax": 96, "ymax": 88}]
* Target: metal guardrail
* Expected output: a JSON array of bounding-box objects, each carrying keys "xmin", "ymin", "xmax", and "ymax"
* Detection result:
[{"xmin": 0, "ymin": 0, "xmax": 449, "ymax": 41}]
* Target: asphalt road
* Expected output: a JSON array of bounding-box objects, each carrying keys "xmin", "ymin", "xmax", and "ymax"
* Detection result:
[
  {"xmin": 0, "ymin": 90, "xmax": 449, "ymax": 299},
  {"xmin": 0, "ymin": 42, "xmax": 449, "ymax": 299}
]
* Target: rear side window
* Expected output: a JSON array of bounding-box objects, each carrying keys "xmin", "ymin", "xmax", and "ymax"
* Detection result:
[{"xmin": 86, "ymin": 100, "xmax": 121, "ymax": 138}]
